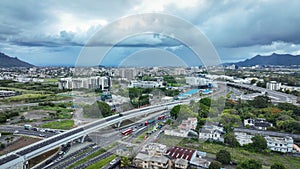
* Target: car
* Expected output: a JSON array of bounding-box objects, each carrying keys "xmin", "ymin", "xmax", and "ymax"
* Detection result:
[
  {"xmin": 40, "ymin": 129, "xmax": 45, "ymax": 132},
  {"xmin": 110, "ymin": 159, "xmax": 117, "ymax": 165},
  {"xmin": 39, "ymin": 134, "xmax": 45, "ymax": 137}
]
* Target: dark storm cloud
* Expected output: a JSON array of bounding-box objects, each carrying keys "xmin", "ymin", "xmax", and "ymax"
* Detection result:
[{"xmin": 0, "ymin": 0, "xmax": 300, "ymax": 65}]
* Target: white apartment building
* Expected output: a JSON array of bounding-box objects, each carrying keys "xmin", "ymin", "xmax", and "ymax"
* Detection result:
[
  {"xmin": 234, "ymin": 132, "xmax": 254, "ymax": 146},
  {"xmin": 129, "ymin": 80, "xmax": 163, "ymax": 88},
  {"xmin": 185, "ymin": 77, "xmax": 210, "ymax": 86},
  {"xmin": 265, "ymin": 136, "xmax": 294, "ymax": 153},
  {"xmin": 199, "ymin": 125, "xmax": 225, "ymax": 142},
  {"xmin": 266, "ymin": 81, "xmax": 281, "ymax": 90},
  {"xmin": 58, "ymin": 76, "xmax": 111, "ymax": 90}
]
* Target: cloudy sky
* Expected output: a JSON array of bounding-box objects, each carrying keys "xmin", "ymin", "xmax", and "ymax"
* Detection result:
[{"xmin": 1, "ymin": 0, "xmax": 300, "ymax": 66}]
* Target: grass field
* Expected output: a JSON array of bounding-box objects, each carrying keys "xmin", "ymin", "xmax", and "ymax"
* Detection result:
[
  {"xmin": 41, "ymin": 119, "xmax": 74, "ymax": 130},
  {"xmin": 85, "ymin": 155, "xmax": 117, "ymax": 169},
  {"xmin": 66, "ymin": 148, "xmax": 106, "ymax": 169}
]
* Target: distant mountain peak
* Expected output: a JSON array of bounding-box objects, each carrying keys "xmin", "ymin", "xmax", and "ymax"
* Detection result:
[
  {"xmin": 229, "ymin": 53, "xmax": 300, "ymax": 66},
  {"xmin": 0, "ymin": 52, "xmax": 34, "ymax": 68}
]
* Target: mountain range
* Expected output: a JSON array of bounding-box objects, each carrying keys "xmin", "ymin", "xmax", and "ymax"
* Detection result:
[
  {"xmin": 228, "ymin": 53, "xmax": 300, "ymax": 66},
  {"xmin": 0, "ymin": 52, "xmax": 33, "ymax": 67}
]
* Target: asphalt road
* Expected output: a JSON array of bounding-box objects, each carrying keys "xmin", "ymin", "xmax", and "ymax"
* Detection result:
[{"xmin": 0, "ymin": 125, "xmax": 57, "ymax": 138}]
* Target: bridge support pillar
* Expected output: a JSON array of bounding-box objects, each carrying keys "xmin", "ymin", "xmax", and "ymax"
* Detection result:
[
  {"xmin": 23, "ymin": 161, "xmax": 29, "ymax": 169},
  {"xmin": 81, "ymin": 135, "xmax": 86, "ymax": 143},
  {"xmin": 117, "ymin": 120, "xmax": 122, "ymax": 128},
  {"xmin": 114, "ymin": 120, "xmax": 122, "ymax": 128}
]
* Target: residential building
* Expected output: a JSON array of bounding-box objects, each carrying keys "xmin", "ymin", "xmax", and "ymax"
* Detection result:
[
  {"xmin": 175, "ymin": 158, "xmax": 189, "ymax": 169},
  {"xmin": 234, "ymin": 132, "xmax": 254, "ymax": 146},
  {"xmin": 185, "ymin": 77, "xmax": 210, "ymax": 87},
  {"xmin": 129, "ymin": 80, "xmax": 163, "ymax": 88},
  {"xmin": 133, "ymin": 143, "xmax": 172, "ymax": 169},
  {"xmin": 265, "ymin": 136, "xmax": 294, "ymax": 153},
  {"xmin": 164, "ymin": 129, "xmax": 189, "ymax": 138},
  {"xmin": 179, "ymin": 118, "xmax": 197, "ymax": 131},
  {"xmin": 134, "ymin": 153, "xmax": 171, "ymax": 169},
  {"xmin": 244, "ymin": 118, "xmax": 273, "ymax": 130},
  {"xmin": 165, "ymin": 118, "xmax": 198, "ymax": 138},
  {"xmin": 266, "ymin": 81, "xmax": 281, "ymax": 90},
  {"xmin": 58, "ymin": 76, "xmax": 111, "ymax": 90},
  {"xmin": 199, "ymin": 125, "xmax": 225, "ymax": 142},
  {"xmin": 166, "ymin": 146, "xmax": 210, "ymax": 169}
]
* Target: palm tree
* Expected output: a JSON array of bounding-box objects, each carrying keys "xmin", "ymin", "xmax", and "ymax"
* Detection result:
[{"xmin": 120, "ymin": 156, "xmax": 131, "ymax": 168}]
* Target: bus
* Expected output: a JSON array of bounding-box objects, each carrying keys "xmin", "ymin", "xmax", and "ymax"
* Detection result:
[
  {"xmin": 157, "ymin": 115, "xmax": 166, "ymax": 120},
  {"xmin": 121, "ymin": 128, "xmax": 133, "ymax": 136},
  {"xmin": 145, "ymin": 119, "xmax": 155, "ymax": 126}
]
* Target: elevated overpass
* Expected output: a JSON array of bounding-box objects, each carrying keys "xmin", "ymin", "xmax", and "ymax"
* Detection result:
[{"xmin": 0, "ymin": 100, "xmax": 190, "ymax": 169}]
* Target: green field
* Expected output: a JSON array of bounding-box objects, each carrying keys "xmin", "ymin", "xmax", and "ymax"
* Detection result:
[
  {"xmin": 66, "ymin": 148, "xmax": 106, "ymax": 169},
  {"xmin": 85, "ymin": 155, "xmax": 117, "ymax": 169},
  {"xmin": 41, "ymin": 120, "xmax": 74, "ymax": 130}
]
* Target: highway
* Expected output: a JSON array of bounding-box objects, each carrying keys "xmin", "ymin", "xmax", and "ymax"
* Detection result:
[
  {"xmin": 226, "ymin": 82, "xmax": 298, "ymax": 104},
  {"xmin": 0, "ymin": 125, "xmax": 57, "ymax": 138},
  {"xmin": 0, "ymin": 99, "xmax": 190, "ymax": 168}
]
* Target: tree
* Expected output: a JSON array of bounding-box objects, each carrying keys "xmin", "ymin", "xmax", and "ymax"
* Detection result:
[
  {"xmin": 256, "ymin": 81, "xmax": 266, "ymax": 88},
  {"xmin": 224, "ymin": 132, "xmax": 240, "ymax": 147},
  {"xmin": 237, "ymin": 159, "xmax": 262, "ymax": 169},
  {"xmin": 250, "ymin": 79, "xmax": 257, "ymax": 85},
  {"xmin": 249, "ymin": 95, "xmax": 271, "ymax": 108},
  {"xmin": 97, "ymin": 101, "xmax": 113, "ymax": 117},
  {"xmin": 271, "ymin": 163, "xmax": 287, "ymax": 169},
  {"xmin": 209, "ymin": 161, "xmax": 222, "ymax": 169},
  {"xmin": 216, "ymin": 150, "xmax": 231, "ymax": 165},
  {"xmin": 247, "ymin": 135, "xmax": 267, "ymax": 152},
  {"xmin": 199, "ymin": 98, "xmax": 211, "ymax": 107},
  {"xmin": 20, "ymin": 115, "xmax": 25, "ymax": 121},
  {"xmin": 120, "ymin": 156, "xmax": 131, "ymax": 168},
  {"xmin": 170, "ymin": 105, "xmax": 181, "ymax": 119}
]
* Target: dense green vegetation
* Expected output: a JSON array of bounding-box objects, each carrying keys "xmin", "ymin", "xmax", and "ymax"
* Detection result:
[
  {"xmin": 83, "ymin": 101, "xmax": 113, "ymax": 118},
  {"xmin": 216, "ymin": 150, "xmax": 231, "ymax": 164},
  {"xmin": 223, "ymin": 94, "xmax": 300, "ymax": 134},
  {"xmin": 0, "ymin": 110, "xmax": 19, "ymax": 123},
  {"xmin": 236, "ymin": 159, "xmax": 262, "ymax": 169},
  {"xmin": 208, "ymin": 161, "xmax": 222, "ymax": 169},
  {"xmin": 167, "ymin": 95, "xmax": 300, "ymax": 168}
]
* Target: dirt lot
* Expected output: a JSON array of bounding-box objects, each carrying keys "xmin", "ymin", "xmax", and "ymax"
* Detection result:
[
  {"xmin": 0, "ymin": 136, "xmax": 41, "ymax": 155},
  {"xmin": 23, "ymin": 110, "xmax": 50, "ymax": 120}
]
